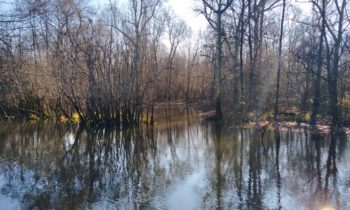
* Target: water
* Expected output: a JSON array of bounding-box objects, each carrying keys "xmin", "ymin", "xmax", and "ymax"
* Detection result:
[{"xmin": 0, "ymin": 109, "xmax": 349, "ymax": 210}]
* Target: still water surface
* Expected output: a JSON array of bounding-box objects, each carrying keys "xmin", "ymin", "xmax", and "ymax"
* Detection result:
[{"xmin": 0, "ymin": 108, "xmax": 350, "ymax": 210}]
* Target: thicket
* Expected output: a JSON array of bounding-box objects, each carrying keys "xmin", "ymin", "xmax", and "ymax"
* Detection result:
[{"xmin": 1, "ymin": 0, "xmax": 350, "ymax": 127}]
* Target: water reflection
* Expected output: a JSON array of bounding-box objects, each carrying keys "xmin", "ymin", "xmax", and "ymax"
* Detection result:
[{"xmin": 0, "ymin": 114, "xmax": 350, "ymax": 209}]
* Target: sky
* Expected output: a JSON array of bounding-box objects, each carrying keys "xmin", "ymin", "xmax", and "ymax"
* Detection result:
[
  {"xmin": 91, "ymin": 0, "xmax": 313, "ymax": 36},
  {"xmin": 167, "ymin": 0, "xmax": 207, "ymax": 35},
  {"xmin": 92, "ymin": 0, "xmax": 208, "ymax": 35}
]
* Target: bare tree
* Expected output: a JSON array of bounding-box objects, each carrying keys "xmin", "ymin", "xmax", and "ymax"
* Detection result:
[
  {"xmin": 311, "ymin": 0, "xmax": 348, "ymax": 126},
  {"xmin": 164, "ymin": 10, "xmax": 189, "ymax": 101},
  {"xmin": 310, "ymin": 0, "xmax": 326, "ymax": 127},
  {"xmin": 274, "ymin": 0, "xmax": 286, "ymax": 124},
  {"xmin": 199, "ymin": 0, "xmax": 233, "ymax": 118}
]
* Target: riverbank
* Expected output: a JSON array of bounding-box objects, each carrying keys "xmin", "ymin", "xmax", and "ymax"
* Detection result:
[
  {"xmin": 2, "ymin": 100, "xmax": 350, "ymax": 137},
  {"xmin": 242, "ymin": 120, "xmax": 350, "ymax": 136}
]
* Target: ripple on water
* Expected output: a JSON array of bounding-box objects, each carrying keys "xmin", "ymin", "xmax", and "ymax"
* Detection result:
[{"xmin": 0, "ymin": 175, "xmax": 21, "ymax": 210}]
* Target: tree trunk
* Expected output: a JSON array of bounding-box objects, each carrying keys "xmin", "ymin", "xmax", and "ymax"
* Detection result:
[
  {"xmin": 328, "ymin": 0, "xmax": 346, "ymax": 126},
  {"xmin": 310, "ymin": 0, "xmax": 326, "ymax": 128},
  {"xmin": 274, "ymin": 0, "xmax": 286, "ymax": 125},
  {"xmin": 215, "ymin": 11, "xmax": 223, "ymax": 117},
  {"xmin": 239, "ymin": 0, "xmax": 245, "ymax": 115}
]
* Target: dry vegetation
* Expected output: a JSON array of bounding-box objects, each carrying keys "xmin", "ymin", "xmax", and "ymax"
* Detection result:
[{"xmin": 0, "ymin": 0, "xmax": 350, "ymax": 128}]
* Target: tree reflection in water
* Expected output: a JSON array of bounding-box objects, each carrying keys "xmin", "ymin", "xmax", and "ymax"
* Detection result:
[{"xmin": 0, "ymin": 114, "xmax": 349, "ymax": 209}]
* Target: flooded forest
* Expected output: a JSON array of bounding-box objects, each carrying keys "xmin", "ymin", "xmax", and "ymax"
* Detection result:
[{"xmin": 1, "ymin": 0, "xmax": 350, "ymax": 209}]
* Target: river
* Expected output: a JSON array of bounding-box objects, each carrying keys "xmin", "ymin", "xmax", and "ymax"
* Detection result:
[{"xmin": 0, "ymin": 107, "xmax": 349, "ymax": 209}]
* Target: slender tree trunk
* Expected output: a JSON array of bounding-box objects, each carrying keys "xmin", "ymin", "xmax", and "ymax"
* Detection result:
[
  {"xmin": 274, "ymin": 0, "xmax": 286, "ymax": 125},
  {"xmin": 247, "ymin": 0, "xmax": 254, "ymax": 111},
  {"xmin": 310, "ymin": 0, "xmax": 326, "ymax": 128},
  {"xmin": 329, "ymin": 0, "xmax": 345, "ymax": 126},
  {"xmin": 239, "ymin": 0, "xmax": 245, "ymax": 115},
  {"xmin": 215, "ymin": 11, "xmax": 223, "ymax": 117}
]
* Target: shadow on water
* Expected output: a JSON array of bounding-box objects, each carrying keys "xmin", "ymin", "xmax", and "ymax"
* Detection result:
[{"xmin": 0, "ymin": 111, "xmax": 350, "ymax": 209}]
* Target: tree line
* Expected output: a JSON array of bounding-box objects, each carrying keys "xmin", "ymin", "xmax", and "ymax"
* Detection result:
[
  {"xmin": 0, "ymin": 0, "xmax": 350, "ymax": 127},
  {"xmin": 199, "ymin": 0, "xmax": 350, "ymax": 127},
  {"xmin": 0, "ymin": 0, "xmax": 211, "ymax": 127}
]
